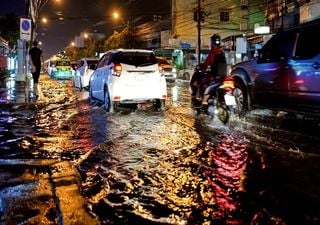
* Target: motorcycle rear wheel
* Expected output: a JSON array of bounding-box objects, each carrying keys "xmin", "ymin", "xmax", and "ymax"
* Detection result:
[{"xmin": 216, "ymin": 104, "xmax": 229, "ymax": 124}]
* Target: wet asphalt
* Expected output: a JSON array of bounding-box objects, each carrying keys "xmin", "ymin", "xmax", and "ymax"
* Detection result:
[
  {"xmin": 0, "ymin": 75, "xmax": 99, "ymax": 225},
  {"xmin": 0, "ymin": 73, "xmax": 320, "ymax": 225}
]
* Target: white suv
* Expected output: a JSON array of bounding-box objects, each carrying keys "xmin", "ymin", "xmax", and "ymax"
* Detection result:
[{"xmin": 89, "ymin": 49, "xmax": 167, "ymax": 112}]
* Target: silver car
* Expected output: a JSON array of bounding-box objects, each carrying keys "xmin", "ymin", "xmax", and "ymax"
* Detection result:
[{"xmin": 73, "ymin": 57, "xmax": 99, "ymax": 91}]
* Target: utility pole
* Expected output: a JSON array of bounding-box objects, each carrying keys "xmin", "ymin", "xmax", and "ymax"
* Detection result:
[
  {"xmin": 193, "ymin": 0, "xmax": 204, "ymax": 65},
  {"xmin": 197, "ymin": 0, "xmax": 201, "ymax": 65}
]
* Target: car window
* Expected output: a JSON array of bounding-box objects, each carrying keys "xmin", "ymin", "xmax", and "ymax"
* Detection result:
[
  {"xmin": 79, "ymin": 61, "xmax": 84, "ymax": 67},
  {"xmin": 96, "ymin": 55, "xmax": 106, "ymax": 68},
  {"xmin": 113, "ymin": 52, "xmax": 157, "ymax": 67},
  {"xmin": 97, "ymin": 53, "xmax": 112, "ymax": 68},
  {"xmin": 294, "ymin": 29, "xmax": 320, "ymax": 59},
  {"xmin": 260, "ymin": 31, "xmax": 296, "ymax": 62},
  {"xmin": 56, "ymin": 61, "xmax": 71, "ymax": 66}
]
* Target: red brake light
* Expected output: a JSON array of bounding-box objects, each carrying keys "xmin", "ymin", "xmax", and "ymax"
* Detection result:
[
  {"xmin": 158, "ymin": 65, "xmax": 164, "ymax": 75},
  {"xmin": 223, "ymin": 77, "xmax": 235, "ymax": 89},
  {"xmin": 113, "ymin": 64, "xmax": 122, "ymax": 76}
]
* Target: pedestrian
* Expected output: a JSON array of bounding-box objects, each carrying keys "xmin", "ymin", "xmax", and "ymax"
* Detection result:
[{"xmin": 29, "ymin": 40, "xmax": 44, "ymax": 97}]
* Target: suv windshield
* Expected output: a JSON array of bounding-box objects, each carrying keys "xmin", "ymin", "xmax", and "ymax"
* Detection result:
[
  {"xmin": 56, "ymin": 61, "xmax": 71, "ymax": 66},
  {"xmin": 114, "ymin": 52, "xmax": 157, "ymax": 67}
]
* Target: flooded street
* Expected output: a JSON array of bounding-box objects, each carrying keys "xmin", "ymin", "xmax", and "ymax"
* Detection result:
[{"xmin": 1, "ymin": 74, "xmax": 320, "ymax": 225}]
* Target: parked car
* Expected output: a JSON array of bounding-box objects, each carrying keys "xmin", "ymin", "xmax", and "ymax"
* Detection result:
[
  {"xmin": 50, "ymin": 59, "xmax": 73, "ymax": 80},
  {"xmin": 89, "ymin": 49, "xmax": 167, "ymax": 112},
  {"xmin": 73, "ymin": 57, "xmax": 99, "ymax": 91},
  {"xmin": 156, "ymin": 57, "xmax": 177, "ymax": 82},
  {"xmin": 228, "ymin": 20, "xmax": 320, "ymax": 117},
  {"xmin": 44, "ymin": 59, "xmax": 56, "ymax": 76}
]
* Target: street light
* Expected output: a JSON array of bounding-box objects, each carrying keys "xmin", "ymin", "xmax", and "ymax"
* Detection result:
[
  {"xmin": 112, "ymin": 12, "xmax": 120, "ymax": 20},
  {"xmin": 41, "ymin": 17, "xmax": 47, "ymax": 24},
  {"xmin": 112, "ymin": 11, "xmax": 129, "ymax": 29}
]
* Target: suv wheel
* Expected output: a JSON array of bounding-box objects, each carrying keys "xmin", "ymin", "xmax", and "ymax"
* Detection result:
[
  {"xmin": 104, "ymin": 89, "xmax": 114, "ymax": 113},
  {"xmin": 79, "ymin": 77, "xmax": 83, "ymax": 91},
  {"xmin": 88, "ymin": 84, "xmax": 94, "ymax": 104},
  {"xmin": 233, "ymin": 82, "xmax": 248, "ymax": 116},
  {"xmin": 155, "ymin": 99, "xmax": 165, "ymax": 111}
]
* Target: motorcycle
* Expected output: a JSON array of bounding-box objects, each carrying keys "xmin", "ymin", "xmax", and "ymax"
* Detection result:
[
  {"xmin": 191, "ymin": 75, "xmax": 237, "ymax": 124},
  {"xmin": 190, "ymin": 68, "xmax": 230, "ymax": 122}
]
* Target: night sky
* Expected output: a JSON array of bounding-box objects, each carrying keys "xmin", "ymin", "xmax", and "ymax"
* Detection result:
[
  {"xmin": 0, "ymin": 0, "xmax": 25, "ymax": 16},
  {"xmin": 0, "ymin": 0, "xmax": 170, "ymax": 59}
]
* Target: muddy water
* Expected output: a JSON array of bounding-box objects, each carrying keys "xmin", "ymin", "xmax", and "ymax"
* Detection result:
[{"xmin": 1, "ymin": 76, "xmax": 320, "ymax": 224}]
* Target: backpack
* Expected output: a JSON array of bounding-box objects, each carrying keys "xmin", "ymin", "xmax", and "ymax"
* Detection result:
[{"xmin": 211, "ymin": 52, "xmax": 226, "ymax": 78}]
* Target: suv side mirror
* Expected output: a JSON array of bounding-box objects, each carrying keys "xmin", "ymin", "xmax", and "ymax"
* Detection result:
[{"xmin": 256, "ymin": 49, "xmax": 264, "ymax": 63}]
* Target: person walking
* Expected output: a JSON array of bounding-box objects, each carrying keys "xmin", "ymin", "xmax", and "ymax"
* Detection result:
[{"xmin": 29, "ymin": 40, "xmax": 44, "ymax": 97}]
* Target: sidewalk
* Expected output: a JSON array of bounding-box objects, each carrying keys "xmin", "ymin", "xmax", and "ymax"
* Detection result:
[
  {"xmin": 0, "ymin": 74, "xmax": 99, "ymax": 225},
  {"xmin": 0, "ymin": 74, "xmax": 36, "ymax": 104}
]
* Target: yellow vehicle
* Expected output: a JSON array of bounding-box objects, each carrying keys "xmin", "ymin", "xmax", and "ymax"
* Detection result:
[{"xmin": 50, "ymin": 59, "xmax": 73, "ymax": 80}]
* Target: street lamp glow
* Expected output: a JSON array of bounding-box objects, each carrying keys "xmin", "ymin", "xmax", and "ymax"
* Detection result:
[
  {"xmin": 84, "ymin": 33, "xmax": 88, "ymax": 39},
  {"xmin": 112, "ymin": 11, "xmax": 128, "ymax": 28},
  {"xmin": 113, "ymin": 12, "xmax": 120, "ymax": 19},
  {"xmin": 41, "ymin": 17, "xmax": 47, "ymax": 24},
  {"xmin": 71, "ymin": 42, "xmax": 75, "ymax": 47}
]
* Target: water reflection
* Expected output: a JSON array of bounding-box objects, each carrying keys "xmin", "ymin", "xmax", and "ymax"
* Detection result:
[
  {"xmin": 203, "ymin": 133, "xmax": 248, "ymax": 224},
  {"xmin": 76, "ymin": 104, "xmax": 266, "ymax": 225}
]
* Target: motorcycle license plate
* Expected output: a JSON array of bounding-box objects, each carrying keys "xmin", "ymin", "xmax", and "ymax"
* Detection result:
[{"xmin": 224, "ymin": 94, "xmax": 236, "ymax": 106}]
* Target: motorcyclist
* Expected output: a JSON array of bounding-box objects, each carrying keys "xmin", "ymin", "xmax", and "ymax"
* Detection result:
[{"xmin": 198, "ymin": 34, "xmax": 226, "ymax": 111}]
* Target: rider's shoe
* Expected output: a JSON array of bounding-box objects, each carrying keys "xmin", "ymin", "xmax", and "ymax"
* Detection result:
[
  {"xmin": 200, "ymin": 103, "xmax": 208, "ymax": 113},
  {"xmin": 192, "ymin": 98, "xmax": 202, "ymax": 108}
]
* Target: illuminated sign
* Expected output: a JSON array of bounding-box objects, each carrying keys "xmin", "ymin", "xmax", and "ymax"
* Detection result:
[{"xmin": 20, "ymin": 18, "xmax": 32, "ymax": 41}]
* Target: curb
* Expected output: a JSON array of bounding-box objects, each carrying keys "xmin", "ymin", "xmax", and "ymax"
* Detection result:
[{"xmin": 0, "ymin": 159, "xmax": 99, "ymax": 225}]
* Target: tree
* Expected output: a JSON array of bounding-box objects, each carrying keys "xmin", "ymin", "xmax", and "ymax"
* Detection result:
[
  {"xmin": 26, "ymin": 0, "xmax": 49, "ymax": 42},
  {"xmin": 103, "ymin": 27, "xmax": 140, "ymax": 51},
  {"xmin": 103, "ymin": 31, "xmax": 121, "ymax": 50}
]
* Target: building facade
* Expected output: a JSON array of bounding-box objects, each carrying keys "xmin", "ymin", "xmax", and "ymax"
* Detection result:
[
  {"xmin": 171, "ymin": 0, "xmax": 265, "ymax": 49},
  {"xmin": 265, "ymin": 0, "xmax": 320, "ymax": 32}
]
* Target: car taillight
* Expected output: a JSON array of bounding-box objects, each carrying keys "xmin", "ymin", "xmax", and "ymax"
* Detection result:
[
  {"xmin": 223, "ymin": 77, "xmax": 235, "ymax": 89},
  {"xmin": 158, "ymin": 65, "xmax": 164, "ymax": 75},
  {"xmin": 112, "ymin": 64, "xmax": 122, "ymax": 76}
]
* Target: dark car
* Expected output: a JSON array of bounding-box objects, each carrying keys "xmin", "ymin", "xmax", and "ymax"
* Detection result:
[{"xmin": 229, "ymin": 20, "xmax": 320, "ymax": 117}]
